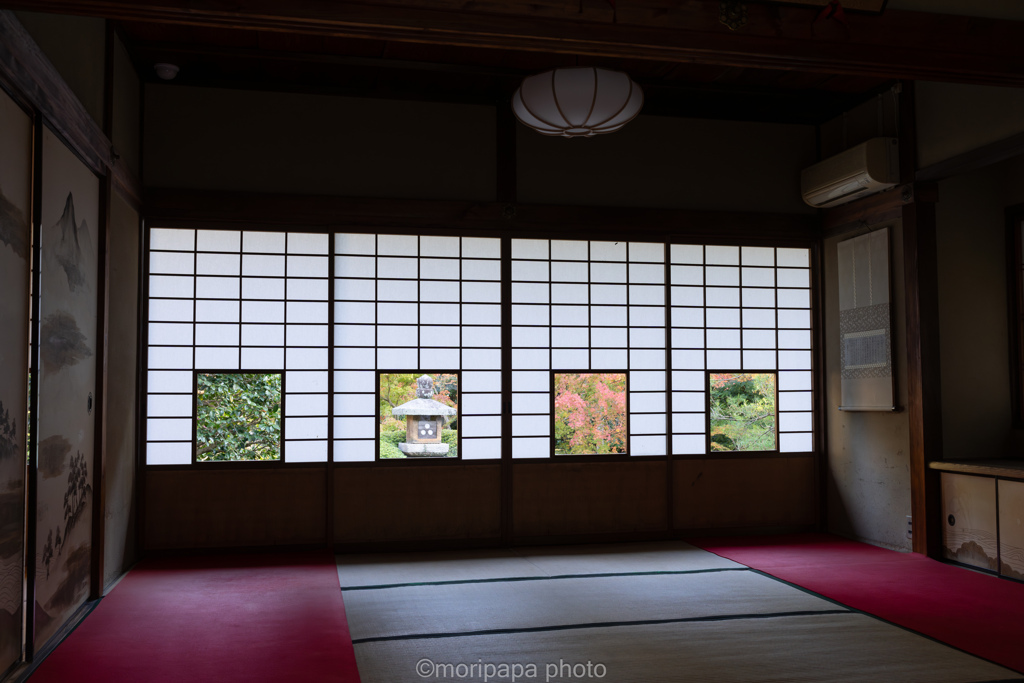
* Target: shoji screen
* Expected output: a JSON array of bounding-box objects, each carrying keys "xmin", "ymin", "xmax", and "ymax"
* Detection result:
[
  {"xmin": 333, "ymin": 234, "xmax": 503, "ymax": 461},
  {"xmin": 145, "ymin": 229, "xmax": 331, "ymax": 464},
  {"xmin": 510, "ymin": 239, "xmax": 668, "ymax": 458},
  {"xmin": 669, "ymin": 245, "xmax": 813, "ymax": 454}
]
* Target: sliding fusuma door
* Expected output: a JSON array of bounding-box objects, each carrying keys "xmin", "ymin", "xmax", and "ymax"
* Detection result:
[
  {"xmin": 0, "ymin": 88, "xmax": 32, "ymax": 674},
  {"xmin": 32, "ymin": 127, "xmax": 100, "ymax": 647}
]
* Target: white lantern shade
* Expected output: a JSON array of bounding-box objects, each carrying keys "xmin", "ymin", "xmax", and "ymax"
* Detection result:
[{"xmin": 513, "ymin": 67, "xmax": 644, "ymax": 137}]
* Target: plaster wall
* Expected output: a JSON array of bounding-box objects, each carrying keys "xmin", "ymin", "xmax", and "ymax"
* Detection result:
[
  {"xmin": 103, "ymin": 191, "xmax": 139, "ymax": 587},
  {"xmin": 112, "ymin": 35, "xmax": 141, "ymax": 178},
  {"xmin": 934, "ymin": 165, "xmax": 1014, "ymax": 458},
  {"xmin": 916, "ymin": 81, "xmax": 1024, "ymax": 169},
  {"xmin": 144, "ymin": 85, "xmax": 497, "ymax": 201},
  {"xmin": 824, "ymin": 222, "xmax": 912, "ymax": 551},
  {"xmin": 517, "ymin": 114, "xmax": 817, "ymax": 213}
]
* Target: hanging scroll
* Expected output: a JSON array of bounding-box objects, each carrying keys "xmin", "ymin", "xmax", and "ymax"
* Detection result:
[{"xmin": 837, "ymin": 228, "xmax": 895, "ymax": 411}]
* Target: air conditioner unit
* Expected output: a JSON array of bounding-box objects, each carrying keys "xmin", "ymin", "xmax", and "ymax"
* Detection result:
[{"xmin": 801, "ymin": 137, "xmax": 899, "ymax": 209}]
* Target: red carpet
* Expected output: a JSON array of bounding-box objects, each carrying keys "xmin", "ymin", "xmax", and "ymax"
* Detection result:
[
  {"xmin": 691, "ymin": 533, "xmax": 1024, "ymax": 674},
  {"xmin": 30, "ymin": 552, "xmax": 360, "ymax": 683}
]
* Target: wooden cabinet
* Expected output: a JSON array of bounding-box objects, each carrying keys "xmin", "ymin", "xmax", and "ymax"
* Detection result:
[
  {"xmin": 999, "ymin": 479, "xmax": 1024, "ymax": 579},
  {"xmin": 940, "ymin": 472, "xmax": 998, "ymax": 571},
  {"xmin": 935, "ymin": 462, "xmax": 1024, "ymax": 579}
]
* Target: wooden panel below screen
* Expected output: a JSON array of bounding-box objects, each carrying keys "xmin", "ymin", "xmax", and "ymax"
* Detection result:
[
  {"xmin": 512, "ymin": 461, "xmax": 668, "ymax": 537},
  {"xmin": 673, "ymin": 457, "xmax": 816, "ymax": 529},
  {"xmin": 334, "ymin": 464, "xmax": 501, "ymax": 544},
  {"xmin": 144, "ymin": 468, "xmax": 327, "ymax": 549}
]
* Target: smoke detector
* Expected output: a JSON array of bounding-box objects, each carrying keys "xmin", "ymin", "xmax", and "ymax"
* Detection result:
[{"xmin": 154, "ymin": 63, "xmax": 180, "ymax": 80}]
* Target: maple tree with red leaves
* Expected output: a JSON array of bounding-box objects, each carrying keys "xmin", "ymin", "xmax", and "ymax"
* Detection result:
[{"xmin": 554, "ymin": 373, "xmax": 627, "ymax": 455}]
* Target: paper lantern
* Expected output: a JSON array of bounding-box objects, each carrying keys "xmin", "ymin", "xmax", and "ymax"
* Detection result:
[{"xmin": 512, "ymin": 67, "xmax": 644, "ymax": 137}]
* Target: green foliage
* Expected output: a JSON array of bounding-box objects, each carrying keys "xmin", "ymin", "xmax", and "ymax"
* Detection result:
[
  {"xmin": 554, "ymin": 373, "xmax": 627, "ymax": 455},
  {"xmin": 196, "ymin": 373, "xmax": 282, "ymax": 461},
  {"xmin": 379, "ymin": 372, "xmax": 458, "ymax": 420},
  {"xmin": 377, "ymin": 428, "xmax": 458, "ymax": 458},
  {"xmin": 379, "ymin": 430, "xmax": 406, "ymax": 459},
  {"xmin": 441, "ymin": 429, "xmax": 458, "ymax": 458},
  {"xmin": 709, "ymin": 373, "xmax": 776, "ymax": 452}
]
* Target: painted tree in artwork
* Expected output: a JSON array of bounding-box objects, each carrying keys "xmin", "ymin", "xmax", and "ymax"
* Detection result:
[
  {"xmin": 41, "ymin": 530, "xmax": 53, "ymax": 578},
  {"xmin": 554, "ymin": 373, "xmax": 627, "ymax": 455},
  {"xmin": 0, "ymin": 401, "xmax": 17, "ymax": 460},
  {"xmin": 62, "ymin": 450, "xmax": 91, "ymax": 535},
  {"xmin": 709, "ymin": 373, "xmax": 776, "ymax": 452}
]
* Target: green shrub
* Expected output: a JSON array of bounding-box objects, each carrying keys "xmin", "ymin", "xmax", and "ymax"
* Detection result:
[
  {"xmin": 375, "ymin": 428, "xmax": 458, "ymax": 458},
  {"xmin": 442, "ymin": 429, "xmax": 458, "ymax": 458},
  {"xmin": 379, "ymin": 429, "xmax": 406, "ymax": 459}
]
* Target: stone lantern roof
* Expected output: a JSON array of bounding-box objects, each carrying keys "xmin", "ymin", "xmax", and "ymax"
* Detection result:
[{"xmin": 391, "ymin": 375, "xmax": 457, "ymax": 419}]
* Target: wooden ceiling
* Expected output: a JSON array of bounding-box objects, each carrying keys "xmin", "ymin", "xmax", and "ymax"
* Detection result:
[
  {"xmin": 7, "ymin": 0, "xmax": 1024, "ymax": 124},
  {"xmin": 116, "ymin": 20, "xmax": 893, "ymax": 124}
]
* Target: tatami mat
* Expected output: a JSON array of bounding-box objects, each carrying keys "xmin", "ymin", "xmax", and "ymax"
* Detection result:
[
  {"xmin": 343, "ymin": 570, "xmax": 837, "ymax": 641},
  {"xmin": 336, "ymin": 541, "xmax": 742, "ymax": 588},
  {"xmin": 354, "ymin": 613, "xmax": 1023, "ymax": 683},
  {"xmin": 515, "ymin": 541, "xmax": 745, "ymax": 576},
  {"xmin": 336, "ymin": 548, "xmax": 544, "ymax": 589}
]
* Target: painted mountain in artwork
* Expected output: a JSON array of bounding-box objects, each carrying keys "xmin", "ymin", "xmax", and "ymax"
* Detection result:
[
  {"xmin": 49, "ymin": 192, "xmax": 93, "ymax": 293},
  {"xmin": 0, "ymin": 185, "xmax": 29, "ymax": 260},
  {"xmin": 37, "ymin": 434, "xmax": 70, "ymax": 480},
  {"xmin": 39, "ymin": 310, "xmax": 92, "ymax": 374}
]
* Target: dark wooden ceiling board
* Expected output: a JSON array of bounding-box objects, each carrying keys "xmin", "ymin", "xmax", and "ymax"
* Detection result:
[
  {"xmin": 712, "ymin": 67, "xmax": 748, "ymax": 85},
  {"xmin": 381, "ymin": 40, "xmax": 556, "ymax": 71},
  {"xmin": 772, "ymin": 69, "xmax": 840, "ymax": 90},
  {"xmin": 763, "ymin": 0, "xmax": 887, "ymax": 12},
  {"xmin": 9, "ymin": 1, "xmax": 1024, "ymax": 86},
  {"xmin": 815, "ymin": 73, "xmax": 895, "ymax": 93}
]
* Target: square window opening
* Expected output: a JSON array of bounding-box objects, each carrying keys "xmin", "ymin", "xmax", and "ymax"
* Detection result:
[
  {"xmin": 553, "ymin": 372, "xmax": 628, "ymax": 456},
  {"xmin": 379, "ymin": 372, "xmax": 459, "ymax": 459},
  {"xmin": 195, "ymin": 372, "xmax": 283, "ymax": 462},
  {"xmin": 708, "ymin": 372, "xmax": 777, "ymax": 453}
]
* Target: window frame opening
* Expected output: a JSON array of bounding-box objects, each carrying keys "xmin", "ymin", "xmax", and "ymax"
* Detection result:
[
  {"xmin": 193, "ymin": 370, "xmax": 284, "ymax": 463},
  {"xmin": 552, "ymin": 371, "xmax": 629, "ymax": 457},
  {"xmin": 706, "ymin": 370, "xmax": 779, "ymax": 454},
  {"xmin": 376, "ymin": 370, "xmax": 461, "ymax": 462}
]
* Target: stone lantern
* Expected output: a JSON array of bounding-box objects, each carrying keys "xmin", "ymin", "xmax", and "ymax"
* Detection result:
[{"xmin": 391, "ymin": 375, "xmax": 457, "ymax": 457}]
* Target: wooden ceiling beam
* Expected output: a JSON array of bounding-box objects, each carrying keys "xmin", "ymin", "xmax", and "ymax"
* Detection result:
[
  {"xmin": 6, "ymin": 0, "xmax": 1024, "ymax": 87},
  {"xmin": 126, "ymin": 40, "xmax": 864, "ymax": 124}
]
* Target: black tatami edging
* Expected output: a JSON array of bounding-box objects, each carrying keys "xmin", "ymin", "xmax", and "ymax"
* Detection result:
[
  {"xmin": 350, "ymin": 609, "xmax": 854, "ymax": 645},
  {"xmin": 339, "ymin": 566, "xmax": 748, "ymax": 591}
]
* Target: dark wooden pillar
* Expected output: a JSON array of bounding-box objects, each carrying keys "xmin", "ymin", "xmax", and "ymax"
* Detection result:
[
  {"xmin": 902, "ymin": 190, "xmax": 943, "ymax": 556},
  {"xmin": 898, "ymin": 83, "xmax": 942, "ymax": 557}
]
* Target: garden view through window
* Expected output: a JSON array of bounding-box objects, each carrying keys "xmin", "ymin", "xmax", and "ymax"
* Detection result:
[
  {"xmin": 708, "ymin": 373, "xmax": 777, "ymax": 452},
  {"xmin": 379, "ymin": 372, "xmax": 459, "ymax": 459},
  {"xmin": 554, "ymin": 373, "xmax": 627, "ymax": 456},
  {"xmin": 195, "ymin": 372, "xmax": 282, "ymax": 461}
]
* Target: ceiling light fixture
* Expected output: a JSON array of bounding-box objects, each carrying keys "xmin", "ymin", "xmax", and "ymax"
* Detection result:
[{"xmin": 512, "ymin": 67, "xmax": 643, "ymax": 138}]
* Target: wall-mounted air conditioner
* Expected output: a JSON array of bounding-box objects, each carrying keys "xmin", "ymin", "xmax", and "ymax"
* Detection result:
[{"xmin": 801, "ymin": 137, "xmax": 899, "ymax": 209}]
